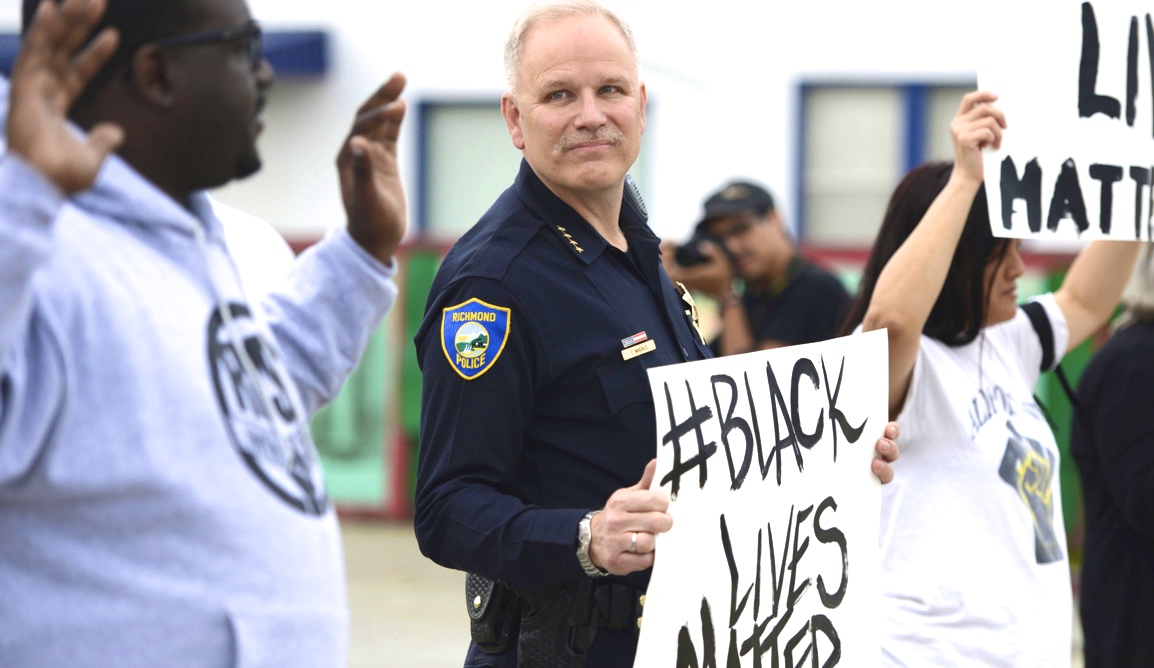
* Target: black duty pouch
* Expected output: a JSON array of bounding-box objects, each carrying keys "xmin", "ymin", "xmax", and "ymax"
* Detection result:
[
  {"xmin": 467, "ymin": 573, "xmax": 524, "ymax": 654},
  {"xmin": 517, "ymin": 579, "xmax": 597, "ymax": 668}
]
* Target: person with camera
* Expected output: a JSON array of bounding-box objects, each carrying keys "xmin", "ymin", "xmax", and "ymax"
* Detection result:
[{"xmin": 663, "ymin": 181, "xmax": 850, "ymax": 355}]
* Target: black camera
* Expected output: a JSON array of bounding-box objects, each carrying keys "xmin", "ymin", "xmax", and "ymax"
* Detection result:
[{"xmin": 674, "ymin": 229, "xmax": 729, "ymax": 267}]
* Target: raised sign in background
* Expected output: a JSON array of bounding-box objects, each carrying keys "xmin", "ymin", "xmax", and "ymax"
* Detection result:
[{"xmin": 980, "ymin": 0, "xmax": 1154, "ymax": 241}]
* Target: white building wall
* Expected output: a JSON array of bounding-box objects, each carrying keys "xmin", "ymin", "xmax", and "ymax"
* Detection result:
[{"xmin": 0, "ymin": 1, "xmax": 985, "ymax": 241}]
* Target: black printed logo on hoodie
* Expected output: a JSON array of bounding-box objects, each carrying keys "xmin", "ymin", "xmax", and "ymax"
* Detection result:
[{"xmin": 207, "ymin": 302, "xmax": 328, "ymax": 515}]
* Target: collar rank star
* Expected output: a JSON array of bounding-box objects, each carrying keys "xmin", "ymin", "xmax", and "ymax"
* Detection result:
[
  {"xmin": 555, "ymin": 226, "xmax": 584, "ymax": 254},
  {"xmin": 441, "ymin": 298, "xmax": 511, "ymax": 380},
  {"xmin": 621, "ymin": 330, "xmax": 655, "ymax": 361}
]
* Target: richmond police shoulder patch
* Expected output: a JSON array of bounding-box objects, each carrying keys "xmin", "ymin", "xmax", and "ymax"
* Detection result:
[{"xmin": 441, "ymin": 298, "xmax": 511, "ymax": 380}]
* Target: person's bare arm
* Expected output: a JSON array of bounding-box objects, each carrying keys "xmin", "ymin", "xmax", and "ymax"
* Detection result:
[
  {"xmin": 862, "ymin": 91, "xmax": 1005, "ymax": 419},
  {"xmin": 1055, "ymin": 240, "xmax": 1142, "ymax": 349}
]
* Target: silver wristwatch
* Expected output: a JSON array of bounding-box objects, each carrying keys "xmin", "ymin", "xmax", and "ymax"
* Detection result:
[{"xmin": 576, "ymin": 510, "xmax": 609, "ymax": 577}]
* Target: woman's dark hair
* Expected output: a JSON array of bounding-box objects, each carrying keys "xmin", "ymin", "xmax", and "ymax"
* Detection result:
[
  {"xmin": 839, "ymin": 161, "xmax": 1011, "ymax": 346},
  {"xmin": 21, "ymin": 0, "xmax": 195, "ymax": 104}
]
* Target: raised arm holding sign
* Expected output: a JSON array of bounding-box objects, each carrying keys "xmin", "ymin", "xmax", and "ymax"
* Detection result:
[{"xmin": 837, "ymin": 86, "xmax": 1143, "ymax": 665}]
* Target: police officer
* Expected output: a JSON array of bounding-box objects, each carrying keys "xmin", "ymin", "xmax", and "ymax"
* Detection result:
[{"xmin": 413, "ymin": 3, "xmax": 899, "ymax": 666}]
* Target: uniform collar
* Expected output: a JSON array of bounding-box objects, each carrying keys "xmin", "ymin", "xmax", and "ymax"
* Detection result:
[{"xmin": 513, "ymin": 158, "xmax": 657, "ymax": 265}]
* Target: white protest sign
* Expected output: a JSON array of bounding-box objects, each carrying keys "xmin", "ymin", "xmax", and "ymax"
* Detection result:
[
  {"xmin": 634, "ymin": 330, "xmax": 887, "ymax": 667},
  {"xmin": 980, "ymin": 0, "xmax": 1154, "ymax": 240}
]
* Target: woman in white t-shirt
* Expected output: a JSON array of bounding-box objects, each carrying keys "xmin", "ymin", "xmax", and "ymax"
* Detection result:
[{"xmin": 840, "ymin": 91, "xmax": 1143, "ymax": 666}]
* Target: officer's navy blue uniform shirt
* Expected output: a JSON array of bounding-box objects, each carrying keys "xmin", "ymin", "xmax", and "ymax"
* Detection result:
[{"xmin": 414, "ymin": 160, "xmax": 711, "ymax": 665}]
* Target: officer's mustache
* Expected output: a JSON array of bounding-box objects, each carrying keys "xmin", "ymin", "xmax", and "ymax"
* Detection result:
[{"xmin": 554, "ymin": 127, "xmax": 626, "ymax": 153}]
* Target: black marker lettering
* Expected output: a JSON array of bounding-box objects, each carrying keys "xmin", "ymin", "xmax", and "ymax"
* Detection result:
[
  {"xmin": 1080, "ymin": 2, "xmax": 1122, "ymax": 119},
  {"xmin": 721, "ymin": 514, "xmax": 755, "ymax": 628},
  {"xmin": 815, "ymin": 496, "xmax": 849, "ymax": 609},
  {"xmin": 712, "ymin": 374, "xmax": 755, "ymax": 491},
  {"xmin": 1047, "ymin": 158, "xmax": 1091, "ymax": 234},
  {"xmin": 661, "ymin": 380, "xmax": 718, "ymax": 498},
  {"xmin": 1130, "ymin": 166, "xmax": 1153, "ymax": 238},
  {"xmin": 791, "ymin": 359, "xmax": 824, "ymax": 450},
  {"xmin": 820, "ymin": 356, "xmax": 867, "ymax": 461},
  {"xmin": 1000, "ymin": 157, "xmax": 1044, "ymax": 232},
  {"xmin": 1089, "ymin": 163, "xmax": 1124, "ymax": 233},
  {"xmin": 764, "ymin": 362, "xmax": 801, "ymax": 486}
]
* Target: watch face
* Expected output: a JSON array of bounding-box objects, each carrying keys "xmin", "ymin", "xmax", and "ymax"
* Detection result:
[
  {"xmin": 578, "ymin": 514, "xmax": 593, "ymax": 550},
  {"xmin": 577, "ymin": 512, "xmax": 604, "ymax": 576}
]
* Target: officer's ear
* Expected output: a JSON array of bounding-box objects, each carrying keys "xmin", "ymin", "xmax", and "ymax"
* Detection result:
[
  {"xmin": 501, "ymin": 92, "xmax": 526, "ymax": 151},
  {"xmin": 638, "ymin": 81, "xmax": 647, "ymax": 135}
]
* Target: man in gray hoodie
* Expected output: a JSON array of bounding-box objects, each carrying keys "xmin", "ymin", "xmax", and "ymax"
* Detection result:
[{"xmin": 0, "ymin": 0, "xmax": 407, "ymax": 665}]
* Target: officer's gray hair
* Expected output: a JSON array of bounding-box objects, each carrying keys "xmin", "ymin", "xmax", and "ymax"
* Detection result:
[
  {"xmin": 1114, "ymin": 245, "xmax": 1154, "ymax": 330},
  {"xmin": 504, "ymin": 0, "xmax": 638, "ymax": 94}
]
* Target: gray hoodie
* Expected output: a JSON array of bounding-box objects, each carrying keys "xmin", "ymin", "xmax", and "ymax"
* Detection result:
[{"xmin": 0, "ymin": 138, "xmax": 397, "ymax": 666}]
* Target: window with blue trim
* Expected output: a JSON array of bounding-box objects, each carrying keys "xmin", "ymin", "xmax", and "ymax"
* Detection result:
[
  {"xmin": 417, "ymin": 101, "xmax": 523, "ymax": 239},
  {"xmin": 798, "ymin": 82, "xmax": 974, "ymax": 244},
  {"xmin": 416, "ymin": 100, "xmax": 651, "ymax": 239},
  {"xmin": 0, "ymin": 30, "xmax": 329, "ymax": 78}
]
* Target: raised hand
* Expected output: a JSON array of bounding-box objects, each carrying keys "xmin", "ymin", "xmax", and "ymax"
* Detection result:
[
  {"xmin": 337, "ymin": 72, "xmax": 409, "ymax": 265},
  {"xmin": 589, "ymin": 459, "xmax": 674, "ymax": 576},
  {"xmin": 8, "ymin": 0, "xmax": 124, "ymax": 193},
  {"xmin": 949, "ymin": 90, "xmax": 1007, "ymax": 187}
]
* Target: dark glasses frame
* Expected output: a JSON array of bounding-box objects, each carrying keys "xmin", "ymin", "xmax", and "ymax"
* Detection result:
[{"xmin": 153, "ymin": 20, "xmax": 263, "ymax": 71}]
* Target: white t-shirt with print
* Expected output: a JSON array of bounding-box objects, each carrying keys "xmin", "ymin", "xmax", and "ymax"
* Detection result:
[{"xmin": 880, "ymin": 294, "xmax": 1072, "ymax": 667}]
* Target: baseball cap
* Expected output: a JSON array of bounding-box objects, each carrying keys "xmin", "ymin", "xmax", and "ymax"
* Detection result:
[{"xmin": 696, "ymin": 181, "xmax": 775, "ymax": 230}]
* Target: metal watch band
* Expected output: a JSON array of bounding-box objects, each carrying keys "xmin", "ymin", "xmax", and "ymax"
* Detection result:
[{"xmin": 576, "ymin": 510, "xmax": 609, "ymax": 577}]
